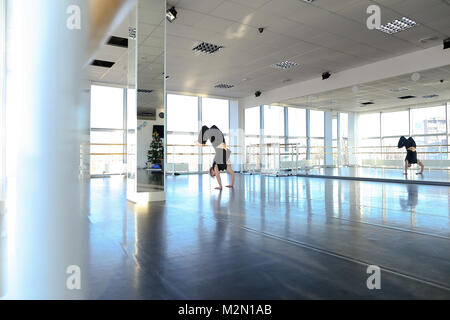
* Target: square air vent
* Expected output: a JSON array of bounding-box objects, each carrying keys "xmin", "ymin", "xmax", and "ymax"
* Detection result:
[
  {"xmin": 107, "ymin": 36, "xmax": 128, "ymax": 48},
  {"xmin": 272, "ymin": 61, "xmax": 299, "ymax": 70},
  {"xmin": 193, "ymin": 42, "xmax": 224, "ymax": 54},
  {"xmin": 138, "ymin": 89, "xmax": 153, "ymax": 94},
  {"xmin": 215, "ymin": 83, "xmax": 234, "ymax": 89},
  {"xmin": 398, "ymin": 95, "xmax": 416, "ymax": 100},
  {"xmin": 91, "ymin": 60, "xmax": 115, "ymax": 68}
]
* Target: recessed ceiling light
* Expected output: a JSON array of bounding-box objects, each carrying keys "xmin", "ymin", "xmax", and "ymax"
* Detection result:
[
  {"xmin": 166, "ymin": 7, "xmax": 178, "ymax": 23},
  {"xmin": 390, "ymin": 87, "xmax": 409, "ymax": 92},
  {"xmin": 423, "ymin": 94, "xmax": 439, "ymax": 99},
  {"xmin": 271, "ymin": 61, "xmax": 299, "ymax": 70},
  {"xmin": 193, "ymin": 42, "xmax": 224, "ymax": 54},
  {"xmin": 377, "ymin": 17, "xmax": 417, "ymax": 35},
  {"xmin": 215, "ymin": 83, "xmax": 234, "ymax": 89},
  {"xmin": 419, "ymin": 36, "xmax": 439, "ymax": 44}
]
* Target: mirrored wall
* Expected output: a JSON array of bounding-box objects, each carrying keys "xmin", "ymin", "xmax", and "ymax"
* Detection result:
[
  {"xmin": 127, "ymin": 0, "xmax": 166, "ymax": 201},
  {"xmin": 244, "ymin": 65, "xmax": 450, "ymax": 185}
]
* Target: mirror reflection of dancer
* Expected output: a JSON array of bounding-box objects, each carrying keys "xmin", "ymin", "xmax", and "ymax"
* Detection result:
[
  {"xmin": 196, "ymin": 125, "xmax": 235, "ymax": 190},
  {"xmin": 398, "ymin": 136, "xmax": 424, "ymax": 176}
]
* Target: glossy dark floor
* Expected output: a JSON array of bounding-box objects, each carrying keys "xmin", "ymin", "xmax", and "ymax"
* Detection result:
[
  {"xmin": 87, "ymin": 174, "xmax": 450, "ymax": 299},
  {"xmin": 300, "ymin": 166, "xmax": 450, "ymax": 185}
]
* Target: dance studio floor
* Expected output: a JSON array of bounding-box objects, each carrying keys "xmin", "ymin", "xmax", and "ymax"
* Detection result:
[
  {"xmin": 297, "ymin": 167, "xmax": 450, "ymax": 185},
  {"xmin": 87, "ymin": 174, "xmax": 450, "ymax": 299}
]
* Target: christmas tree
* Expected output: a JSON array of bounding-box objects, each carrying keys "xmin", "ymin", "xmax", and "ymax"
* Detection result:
[{"xmin": 147, "ymin": 131, "xmax": 164, "ymax": 168}]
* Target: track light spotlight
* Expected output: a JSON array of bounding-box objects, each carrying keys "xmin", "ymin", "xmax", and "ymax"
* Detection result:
[{"xmin": 166, "ymin": 6, "xmax": 178, "ymax": 23}]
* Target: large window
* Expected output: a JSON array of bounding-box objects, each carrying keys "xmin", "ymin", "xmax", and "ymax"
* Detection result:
[
  {"xmin": 245, "ymin": 107, "xmax": 261, "ymax": 171},
  {"xmin": 263, "ymin": 105, "xmax": 284, "ymax": 137},
  {"xmin": 411, "ymin": 105, "xmax": 446, "ymax": 135},
  {"xmin": 167, "ymin": 94, "xmax": 199, "ymax": 172},
  {"xmin": 310, "ymin": 110, "xmax": 324, "ymax": 165},
  {"xmin": 167, "ymin": 94, "xmax": 198, "ymax": 132},
  {"xmin": 167, "ymin": 94, "xmax": 231, "ymax": 173},
  {"xmin": 245, "ymin": 106, "xmax": 260, "ymax": 136},
  {"xmin": 287, "ymin": 108, "xmax": 307, "ymax": 160},
  {"xmin": 381, "ymin": 110, "xmax": 409, "ymax": 137},
  {"xmin": 202, "ymin": 98, "xmax": 229, "ymax": 133},
  {"xmin": 359, "ymin": 113, "xmax": 380, "ymax": 138},
  {"xmin": 310, "ymin": 110, "xmax": 324, "ymax": 138},
  {"xmin": 202, "ymin": 97, "xmax": 229, "ymax": 171},
  {"xmin": 90, "ymin": 85, "xmax": 126, "ymax": 176},
  {"xmin": 411, "ymin": 105, "xmax": 447, "ymax": 160}
]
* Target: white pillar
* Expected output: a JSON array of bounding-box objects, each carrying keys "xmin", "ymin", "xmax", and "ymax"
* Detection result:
[
  {"xmin": 324, "ymin": 111, "xmax": 333, "ymax": 166},
  {"xmin": 5, "ymin": 0, "xmax": 89, "ymax": 299},
  {"xmin": 230, "ymin": 100, "xmax": 244, "ymax": 172},
  {"xmin": 348, "ymin": 112, "xmax": 359, "ymax": 166}
]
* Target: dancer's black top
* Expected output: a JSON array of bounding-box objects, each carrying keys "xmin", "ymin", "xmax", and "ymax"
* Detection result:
[
  {"xmin": 198, "ymin": 125, "xmax": 231, "ymax": 171},
  {"xmin": 398, "ymin": 136, "xmax": 418, "ymax": 164}
]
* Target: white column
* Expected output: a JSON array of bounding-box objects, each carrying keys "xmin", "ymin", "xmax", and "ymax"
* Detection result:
[
  {"xmin": 324, "ymin": 111, "xmax": 333, "ymax": 167},
  {"xmin": 229, "ymin": 100, "xmax": 244, "ymax": 172},
  {"xmin": 5, "ymin": 0, "xmax": 89, "ymax": 298},
  {"xmin": 0, "ymin": 0, "xmax": 6, "ymax": 298},
  {"xmin": 348, "ymin": 112, "xmax": 359, "ymax": 166}
]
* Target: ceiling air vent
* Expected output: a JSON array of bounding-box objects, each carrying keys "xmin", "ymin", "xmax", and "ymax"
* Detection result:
[
  {"xmin": 91, "ymin": 60, "xmax": 115, "ymax": 68},
  {"xmin": 193, "ymin": 42, "xmax": 224, "ymax": 54},
  {"xmin": 271, "ymin": 61, "xmax": 299, "ymax": 70},
  {"xmin": 107, "ymin": 36, "xmax": 128, "ymax": 48},
  {"xmin": 138, "ymin": 89, "xmax": 153, "ymax": 93},
  {"xmin": 215, "ymin": 83, "xmax": 234, "ymax": 89},
  {"xmin": 398, "ymin": 95, "xmax": 416, "ymax": 100},
  {"xmin": 361, "ymin": 102, "xmax": 375, "ymax": 106}
]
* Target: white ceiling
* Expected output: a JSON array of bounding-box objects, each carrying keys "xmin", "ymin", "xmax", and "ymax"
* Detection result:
[
  {"xmin": 278, "ymin": 65, "xmax": 450, "ymax": 112},
  {"xmin": 87, "ymin": 0, "xmax": 450, "ymax": 105}
]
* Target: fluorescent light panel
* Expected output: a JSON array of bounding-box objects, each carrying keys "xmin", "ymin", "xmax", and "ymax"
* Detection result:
[
  {"xmin": 215, "ymin": 83, "xmax": 234, "ymax": 89},
  {"xmin": 193, "ymin": 42, "xmax": 224, "ymax": 54},
  {"xmin": 377, "ymin": 17, "xmax": 417, "ymax": 34},
  {"xmin": 272, "ymin": 61, "xmax": 299, "ymax": 70}
]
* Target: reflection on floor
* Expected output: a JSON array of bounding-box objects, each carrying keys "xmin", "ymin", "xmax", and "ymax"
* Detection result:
[
  {"xmin": 87, "ymin": 174, "xmax": 450, "ymax": 299},
  {"xmin": 298, "ymin": 166, "xmax": 450, "ymax": 185}
]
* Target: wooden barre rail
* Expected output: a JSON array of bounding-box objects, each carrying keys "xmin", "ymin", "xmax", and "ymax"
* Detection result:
[{"xmin": 167, "ymin": 144, "xmax": 243, "ymax": 147}]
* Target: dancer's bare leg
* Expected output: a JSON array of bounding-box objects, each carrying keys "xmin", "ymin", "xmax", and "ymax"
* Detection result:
[
  {"xmin": 404, "ymin": 160, "xmax": 409, "ymax": 175},
  {"xmin": 226, "ymin": 165, "xmax": 235, "ymax": 188}
]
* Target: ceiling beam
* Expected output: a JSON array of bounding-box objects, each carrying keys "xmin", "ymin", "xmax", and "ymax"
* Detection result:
[{"xmin": 239, "ymin": 45, "xmax": 450, "ymax": 108}]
